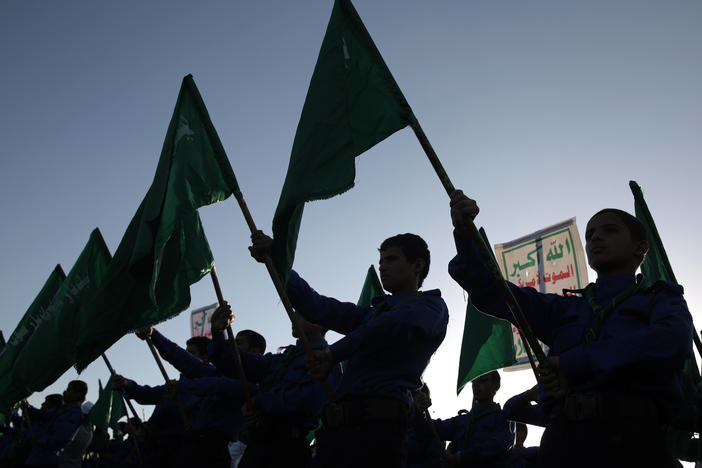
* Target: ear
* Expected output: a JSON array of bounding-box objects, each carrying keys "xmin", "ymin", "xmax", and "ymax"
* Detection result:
[
  {"xmin": 634, "ymin": 239, "xmax": 649, "ymax": 259},
  {"xmin": 413, "ymin": 258, "xmax": 426, "ymax": 276}
]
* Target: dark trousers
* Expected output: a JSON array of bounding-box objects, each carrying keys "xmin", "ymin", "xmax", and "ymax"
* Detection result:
[
  {"xmin": 539, "ymin": 413, "xmax": 680, "ymax": 468},
  {"xmin": 312, "ymin": 415, "xmax": 408, "ymax": 468}
]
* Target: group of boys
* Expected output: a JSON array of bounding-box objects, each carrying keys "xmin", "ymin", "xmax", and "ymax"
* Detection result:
[{"xmin": 4, "ymin": 189, "xmax": 695, "ymax": 467}]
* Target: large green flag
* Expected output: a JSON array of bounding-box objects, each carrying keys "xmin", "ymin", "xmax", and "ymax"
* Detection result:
[
  {"xmin": 356, "ymin": 265, "xmax": 384, "ymax": 307},
  {"xmin": 630, "ymin": 180, "xmax": 700, "ymax": 459},
  {"xmin": 10, "ymin": 229, "xmax": 111, "ymax": 403},
  {"xmin": 271, "ymin": 0, "xmax": 413, "ymax": 282},
  {"xmin": 456, "ymin": 228, "xmax": 517, "ymax": 394},
  {"xmin": 0, "ymin": 265, "xmax": 66, "ymax": 411},
  {"xmin": 629, "ymin": 181, "xmax": 677, "ymax": 286},
  {"xmin": 75, "ymin": 75, "xmax": 240, "ymax": 371}
]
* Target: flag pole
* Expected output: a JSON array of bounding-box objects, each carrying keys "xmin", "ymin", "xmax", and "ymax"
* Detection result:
[
  {"xmin": 142, "ymin": 339, "xmax": 193, "ymax": 431},
  {"xmin": 408, "ymin": 115, "xmax": 547, "ymax": 366},
  {"xmin": 209, "ymin": 267, "xmax": 253, "ymax": 404},
  {"xmin": 424, "ymin": 409, "xmax": 447, "ymax": 458},
  {"xmin": 232, "ymin": 194, "xmax": 335, "ymax": 401},
  {"xmin": 100, "ymin": 353, "xmax": 140, "ymax": 421}
]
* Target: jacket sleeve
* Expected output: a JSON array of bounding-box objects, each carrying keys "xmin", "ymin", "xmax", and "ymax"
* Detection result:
[
  {"xmin": 448, "ymin": 229, "xmax": 570, "ymax": 346},
  {"xmin": 151, "ymin": 330, "xmax": 219, "ymax": 378},
  {"xmin": 176, "ymin": 376, "xmax": 252, "ymax": 401},
  {"xmin": 559, "ymin": 289, "xmax": 693, "ymax": 385},
  {"xmin": 502, "ymin": 391, "xmax": 548, "ymax": 427},
  {"xmin": 123, "ymin": 381, "xmax": 166, "ymax": 406},
  {"xmin": 286, "ymin": 270, "xmax": 370, "ymax": 334},
  {"xmin": 329, "ymin": 293, "xmax": 447, "ymax": 363}
]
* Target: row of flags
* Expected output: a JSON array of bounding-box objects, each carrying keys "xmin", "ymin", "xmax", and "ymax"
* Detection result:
[{"xmin": 0, "ymin": 0, "xmax": 429, "ymax": 415}]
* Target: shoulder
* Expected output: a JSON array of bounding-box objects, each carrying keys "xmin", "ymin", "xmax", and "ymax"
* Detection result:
[{"xmin": 643, "ymin": 280, "xmax": 684, "ymax": 296}]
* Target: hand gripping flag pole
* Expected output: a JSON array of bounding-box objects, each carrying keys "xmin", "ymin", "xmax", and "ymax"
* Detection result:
[
  {"xmin": 232, "ymin": 193, "xmax": 335, "ymax": 401},
  {"xmin": 408, "ymin": 115, "xmax": 547, "ymax": 367}
]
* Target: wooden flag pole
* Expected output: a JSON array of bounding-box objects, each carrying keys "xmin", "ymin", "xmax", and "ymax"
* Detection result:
[
  {"xmin": 209, "ymin": 267, "xmax": 253, "ymax": 404},
  {"xmin": 232, "ymin": 194, "xmax": 335, "ymax": 401},
  {"xmin": 142, "ymin": 341, "xmax": 193, "ymax": 432},
  {"xmin": 408, "ymin": 116, "xmax": 547, "ymax": 366},
  {"xmin": 101, "ymin": 353, "xmax": 140, "ymax": 421},
  {"xmin": 424, "ymin": 409, "xmax": 447, "ymax": 458}
]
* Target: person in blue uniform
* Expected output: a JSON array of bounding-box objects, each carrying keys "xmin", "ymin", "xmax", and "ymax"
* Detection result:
[
  {"xmin": 249, "ymin": 231, "xmax": 449, "ymax": 468},
  {"xmin": 407, "ymin": 384, "xmax": 441, "ymax": 468},
  {"xmin": 422, "ymin": 371, "xmax": 512, "ymax": 467},
  {"xmin": 23, "ymin": 380, "xmax": 87, "ymax": 467},
  {"xmin": 447, "ymin": 190, "xmax": 694, "ymax": 467},
  {"xmin": 208, "ymin": 304, "xmax": 339, "ymax": 468},
  {"xmin": 506, "ymin": 423, "xmax": 538, "ymax": 468},
  {"xmin": 116, "ymin": 330, "xmax": 243, "ymax": 468}
]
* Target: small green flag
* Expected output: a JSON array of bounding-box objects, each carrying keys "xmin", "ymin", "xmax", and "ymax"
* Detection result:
[
  {"xmin": 271, "ymin": 0, "xmax": 413, "ymax": 282},
  {"xmin": 75, "ymin": 75, "xmax": 239, "ymax": 371},
  {"xmin": 10, "ymin": 229, "xmax": 111, "ymax": 402},
  {"xmin": 356, "ymin": 265, "xmax": 384, "ymax": 307},
  {"xmin": 88, "ymin": 376, "xmax": 127, "ymax": 450},
  {"xmin": 456, "ymin": 228, "xmax": 517, "ymax": 394},
  {"xmin": 0, "ymin": 265, "xmax": 66, "ymax": 411}
]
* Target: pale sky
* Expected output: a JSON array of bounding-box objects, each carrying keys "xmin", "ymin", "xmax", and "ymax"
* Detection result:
[{"xmin": 2, "ymin": 0, "xmax": 701, "ymax": 456}]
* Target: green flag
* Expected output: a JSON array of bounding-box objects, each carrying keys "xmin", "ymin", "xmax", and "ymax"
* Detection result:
[
  {"xmin": 10, "ymin": 229, "xmax": 111, "ymax": 403},
  {"xmin": 456, "ymin": 228, "xmax": 517, "ymax": 394},
  {"xmin": 630, "ymin": 180, "xmax": 700, "ymax": 459},
  {"xmin": 0, "ymin": 332, "xmax": 5, "ymax": 354},
  {"xmin": 356, "ymin": 265, "xmax": 384, "ymax": 307},
  {"xmin": 271, "ymin": 0, "xmax": 413, "ymax": 282},
  {"xmin": 0, "ymin": 265, "xmax": 66, "ymax": 411},
  {"xmin": 75, "ymin": 75, "xmax": 240, "ymax": 371},
  {"xmin": 629, "ymin": 181, "xmax": 677, "ymax": 286}
]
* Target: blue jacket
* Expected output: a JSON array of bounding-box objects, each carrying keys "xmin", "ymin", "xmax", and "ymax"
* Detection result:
[
  {"xmin": 286, "ymin": 270, "xmax": 448, "ymax": 406},
  {"xmin": 407, "ymin": 407, "xmax": 441, "ymax": 468},
  {"xmin": 502, "ymin": 390, "xmax": 548, "ymax": 427},
  {"xmin": 448, "ymin": 231, "xmax": 694, "ymax": 419},
  {"xmin": 433, "ymin": 402, "xmax": 513, "ymax": 466},
  {"xmin": 151, "ymin": 330, "xmax": 219, "ymax": 378},
  {"xmin": 24, "ymin": 404, "xmax": 82, "ymax": 465},
  {"xmin": 124, "ymin": 377, "xmax": 242, "ymax": 440},
  {"xmin": 211, "ymin": 333, "xmax": 339, "ymax": 430}
]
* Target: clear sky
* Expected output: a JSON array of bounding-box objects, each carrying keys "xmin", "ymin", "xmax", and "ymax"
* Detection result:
[{"xmin": 2, "ymin": 0, "xmax": 701, "ymax": 455}]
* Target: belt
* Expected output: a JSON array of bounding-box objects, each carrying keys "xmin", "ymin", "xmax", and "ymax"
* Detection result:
[
  {"xmin": 321, "ymin": 397, "xmax": 408, "ymax": 428},
  {"xmin": 560, "ymin": 393, "xmax": 660, "ymax": 422}
]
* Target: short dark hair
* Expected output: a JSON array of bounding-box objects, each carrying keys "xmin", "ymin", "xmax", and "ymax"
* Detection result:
[
  {"xmin": 379, "ymin": 233, "xmax": 430, "ymax": 287},
  {"xmin": 591, "ymin": 209, "xmax": 646, "ymax": 242},
  {"xmin": 237, "ymin": 330, "xmax": 266, "ymax": 353},
  {"xmin": 68, "ymin": 380, "xmax": 88, "ymax": 401},
  {"xmin": 44, "ymin": 394, "xmax": 63, "ymax": 408},
  {"xmin": 186, "ymin": 336, "xmax": 211, "ymax": 356},
  {"xmin": 487, "ymin": 370, "xmax": 500, "ymax": 385}
]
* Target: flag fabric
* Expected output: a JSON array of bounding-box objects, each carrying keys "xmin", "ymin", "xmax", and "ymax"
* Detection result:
[
  {"xmin": 88, "ymin": 376, "xmax": 127, "ymax": 450},
  {"xmin": 456, "ymin": 228, "xmax": 517, "ymax": 394},
  {"xmin": 75, "ymin": 75, "xmax": 240, "ymax": 371},
  {"xmin": 0, "ymin": 265, "xmax": 66, "ymax": 412},
  {"xmin": 630, "ymin": 180, "xmax": 700, "ymax": 459},
  {"xmin": 9, "ymin": 229, "xmax": 111, "ymax": 404},
  {"xmin": 0, "ymin": 332, "xmax": 5, "ymax": 354},
  {"xmin": 271, "ymin": 0, "xmax": 413, "ymax": 282},
  {"xmin": 629, "ymin": 181, "xmax": 677, "ymax": 286},
  {"xmin": 356, "ymin": 265, "xmax": 384, "ymax": 307}
]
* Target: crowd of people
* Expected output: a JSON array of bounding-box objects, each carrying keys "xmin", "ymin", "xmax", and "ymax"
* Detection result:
[{"xmin": 0, "ymin": 190, "xmax": 696, "ymax": 467}]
